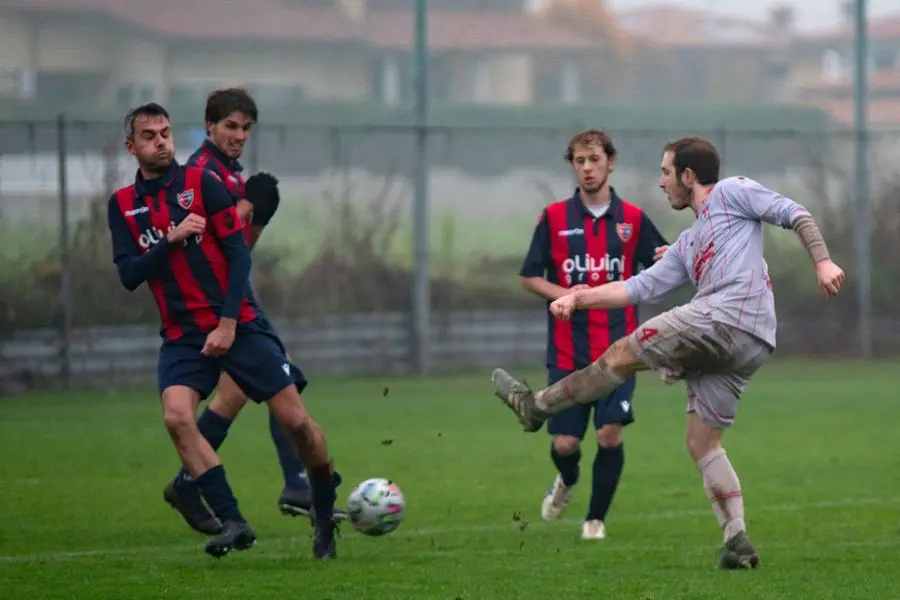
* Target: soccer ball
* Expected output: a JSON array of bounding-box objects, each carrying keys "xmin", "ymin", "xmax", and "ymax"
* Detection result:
[{"xmin": 345, "ymin": 477, "xmax": 405, "ymax": 536}]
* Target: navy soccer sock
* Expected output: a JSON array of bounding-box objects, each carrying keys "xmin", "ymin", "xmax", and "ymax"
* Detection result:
[
  {"xmin": 551, "ymin": 445, "xmax": 581, "ymax": 487},
  {"xmin": 587, "ymin": 443, "xmax": 624, "ymax": 522},
  {"xmin": 195, "ymin": 465, "xmax": 246, "ymax": 524},
  {"xmin": 307, "ymin": 464, "xmax": 336, "ymax": 523},
  {"xmin": 269, "ymin": 411, "xmax": 309, "ymax": 491},
  {"xmin": 174, "ymin": 408, "xmax": 233, "ymax": 490}
]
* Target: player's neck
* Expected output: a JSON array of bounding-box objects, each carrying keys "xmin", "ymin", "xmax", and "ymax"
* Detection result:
[
  {"xmin": 580, "ymin": 185, "xmax": 611, "ymax": 208},
  {"xmin": 689, "ymin": 184, "xmax": 715, "ymax": 214},
  {"xmin": 139, "ymin": 167, "xmax": 165, "ymax": 181}
]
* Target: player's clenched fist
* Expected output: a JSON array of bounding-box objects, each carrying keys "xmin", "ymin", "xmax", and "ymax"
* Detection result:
[
  {"xmin": 550, "ymin": 293, "xmax": 579, "ymax": 321},
  {"xmin": 815, "ymin": 259, "xmax": 844, "ymax": 297},
  {"xmin": 167, "ymin": 214, "xmax": 206, "ymax": 243},
  {"xmin": 201, "ymin": 319, "xmax": 237, "ymax": 357}
]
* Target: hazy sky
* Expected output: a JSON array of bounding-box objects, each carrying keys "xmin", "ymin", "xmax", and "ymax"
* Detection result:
[{"xmin": 608, "ymin": 0, "xmax": 898, "ymax": 30}]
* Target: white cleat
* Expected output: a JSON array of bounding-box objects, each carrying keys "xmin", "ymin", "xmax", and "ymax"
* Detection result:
[
  {"xmin": 541, "ymin": 474, "xmax": 574, "ymax": 521},
  {"xmin": 581, "ymin": 519, "xmax": 606, "ymax": 540}
]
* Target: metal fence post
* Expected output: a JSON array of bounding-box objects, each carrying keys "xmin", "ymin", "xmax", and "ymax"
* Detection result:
[
  {"xmin": 853, "ymin": 0, "xmax": 872, "ymax": 357},
  {"xmin": 57, "ymin": 114, "xmax": 73, "ymax": 388},
  {"xmin": 411, "ymin": 0, "xmax": 431, "ymax": 374}
]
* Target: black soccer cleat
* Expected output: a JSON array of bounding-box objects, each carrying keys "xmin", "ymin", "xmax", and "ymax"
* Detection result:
[
  {"xmin": 279, "ymin": 486, "xmax": 350, "ymax": 523},
  {"xmin": 204, "ymin": 520, "xmax": 257, "ymax": 559},
  {"xmin": 313, "ymin": 518, "xmax": 338, "ymax": 560},
  {"xmin": 163, "ymin": 481, "xmax": 222, "ymax": 536},
  {"xmin": 717, "ymin": 531, "xmax": 760, "ymax": 570},
  {"xmin": 278, "ymin": 486, "xmax": 313, "ymax": 517}
]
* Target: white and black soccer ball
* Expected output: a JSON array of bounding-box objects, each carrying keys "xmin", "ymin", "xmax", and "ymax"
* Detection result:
[{"xmin": 345, "ymin": 477, "xmax": 405, "ymax": 536}]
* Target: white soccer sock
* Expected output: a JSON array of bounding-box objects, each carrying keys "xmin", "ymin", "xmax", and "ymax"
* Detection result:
[{"xmin": 697, "ymin": 448, "xmax": 745, "ymax": 542}]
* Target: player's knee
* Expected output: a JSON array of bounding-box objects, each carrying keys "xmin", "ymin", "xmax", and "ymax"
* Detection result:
[
  {"xmin": 552, "ymin": 435, "xmax": 580, "ymax": 455},
  {"xmin": 162, "ymin": 407, "xmax": 196, "ymax": 437},
  {"xmin": 596, "ymin": 424, "xmax": 623, "ymax": 448},
  {"xmin": 268, "ymin": 388, "xmax": 313, "ymax": 436},
  {"xmin": 603, "ymin": 338, "xmax": 638, "ymax": 371}
]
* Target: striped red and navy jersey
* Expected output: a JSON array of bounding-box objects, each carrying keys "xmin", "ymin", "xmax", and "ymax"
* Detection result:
[
  {"xmin": 519, "ymin": 187, "xmax": 668, "ymax": 370},
  {"xmin": 186, "ymin": 139, "xmax": 252, "ymax": 243},
  {"xmin": 107, "ymin": 161, "xmax": 258, "ymax": 342}
]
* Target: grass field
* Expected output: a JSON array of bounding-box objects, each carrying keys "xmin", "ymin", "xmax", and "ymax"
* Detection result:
[{"xmin": 1, "ymin": 360, "xmax": 898, "ymax": 600}]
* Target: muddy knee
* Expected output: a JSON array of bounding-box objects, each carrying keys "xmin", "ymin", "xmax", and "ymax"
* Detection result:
[{"xmin": 602, "ymin": 338, "xmax": 640, "ymax": 373}]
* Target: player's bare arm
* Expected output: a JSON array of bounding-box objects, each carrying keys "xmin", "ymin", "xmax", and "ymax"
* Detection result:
[
  {"xmin": 550, "ymin": 281, "xmax": 629, "ymax": 319},
  {"xmin": 792, "ymin": 215, "xmax": 844, "ymax": 297},
  {"xmin": 521, "ymin": 277, "xmax": 589, "ymax": 300}
]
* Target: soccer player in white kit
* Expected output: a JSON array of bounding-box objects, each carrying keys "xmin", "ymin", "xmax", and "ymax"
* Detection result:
[{"xmin": 491, "ymin": 137, "xmax": 845, "ymax": 569}]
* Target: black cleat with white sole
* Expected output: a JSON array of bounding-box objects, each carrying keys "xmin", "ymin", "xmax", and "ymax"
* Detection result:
[{"xmin": 278, "ymin": 487, "xmax": 350, "ymax": 523}]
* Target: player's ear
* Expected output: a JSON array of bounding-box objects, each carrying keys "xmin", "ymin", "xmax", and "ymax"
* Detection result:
[
  {"xmin": 681, "ymin": 167, "xmax": 696, "ymax": 186},
  {"xmin": 124, "ymin": 137, "xmax": 135, "ymax": 156},
  {"xmin": 608, "ymin": 155, "xmax": 617, "ymax": 172}
]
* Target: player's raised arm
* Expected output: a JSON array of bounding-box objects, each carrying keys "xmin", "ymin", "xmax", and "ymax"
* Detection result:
[
  {"xmin": 551, "ymin": 236, "xmax": 690, "ymax": 320},
  {"xmin": 729, "ymin": 177, "xmax": 844, "ymax": 295},
  {"xmin": 622, "ymin": 233, "xmax": 690, "ymax": 304},
  {"xmin": 202, "ymin": 171, "xmax": 251, "ymax": 320},
  {"xmin": 107, "ymin": 195, "xmax": 172, "ymax": 291}
]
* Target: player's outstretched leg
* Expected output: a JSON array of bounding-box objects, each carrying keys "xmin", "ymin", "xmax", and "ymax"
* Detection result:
[
  {"xmin": 161, "ymin": 385, "xmax": 256, "ymax": 558},
  {"xmin": 267, "ymin": 386, "xmax": 339, "ymax": 560},
  {"xmin": 492, "ymin": 337, "xmax": 645, "ymax": 432}
]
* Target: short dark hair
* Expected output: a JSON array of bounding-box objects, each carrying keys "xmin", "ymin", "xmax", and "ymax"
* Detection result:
[
  {"xmin": 205, "ymin": 87, "xmax": 258, "ymax": 125},
  {"xmin": 124, "ymin": 102, "xmax": 169, "ymax": 139},
  {"xmin": 663, "ymin": 137, "xmax": 720, "ymax": 185},
  {"xmin": 564, "ymin": 129, "xmax": 617, "ymax": 163}
]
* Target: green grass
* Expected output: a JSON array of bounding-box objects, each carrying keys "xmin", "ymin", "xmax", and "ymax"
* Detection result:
[{"xmin": 1, "ymin": 360, "xmax": 899, "ymax": 599}]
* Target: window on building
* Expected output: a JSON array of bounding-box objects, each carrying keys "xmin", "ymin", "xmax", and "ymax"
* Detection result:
[
  {"xmin": 560, "ymin": 57, "xmax": 580, "ymax": 104},
  {"xmin": 821, "ymin": 49, "xmax": 843, "ymax": 82}
]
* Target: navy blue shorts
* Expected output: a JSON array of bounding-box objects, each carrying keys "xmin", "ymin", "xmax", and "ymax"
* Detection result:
[
  {"xmin": 546, "ymin": 365, "xmax": 636, "ymax": 438},
  {"xmin": 157, "ymin": 315, "xmax": 308, "ymax": 403}
]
